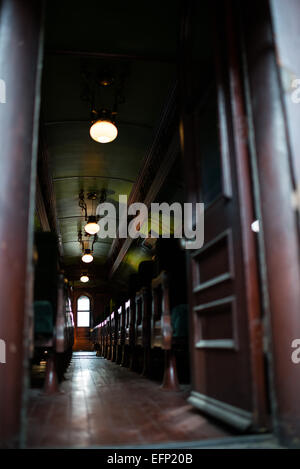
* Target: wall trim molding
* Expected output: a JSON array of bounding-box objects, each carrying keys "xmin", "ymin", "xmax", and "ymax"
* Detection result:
[{"xmin": 188, "ymin": 391, "xmax": 252, "ymax": 430}]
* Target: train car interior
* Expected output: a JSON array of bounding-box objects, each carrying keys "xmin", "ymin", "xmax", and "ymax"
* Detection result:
[{"xmin": 1, "ymin": 0, "xmax": 300, "ymax": 450}]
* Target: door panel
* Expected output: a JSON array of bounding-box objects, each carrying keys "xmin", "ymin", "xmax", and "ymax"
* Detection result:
[{"xmin": 180, "ymin": 0, "xmax": 267, "ymax": 431}]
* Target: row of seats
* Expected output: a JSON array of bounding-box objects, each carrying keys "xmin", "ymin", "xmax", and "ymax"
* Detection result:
[
  {"xmin": 33, "ymin": 232, "xmax": 74, "ymax": 388},
  {"xmin": 92, "ymin": 262, "xmax": 188, "ymax": 390}
]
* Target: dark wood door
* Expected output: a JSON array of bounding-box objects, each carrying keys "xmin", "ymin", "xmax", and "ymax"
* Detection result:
[{"xmin": 180, "ymin": 0, "xmax": 268, "ymax": 431}]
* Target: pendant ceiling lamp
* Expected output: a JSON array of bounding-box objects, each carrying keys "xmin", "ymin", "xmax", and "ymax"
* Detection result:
[
  {"xmin": 80, "ymin": 65, "xmax": 127, "ymax": 144},
  {"xmin": 79, "ymin": 190, "xmax": 103, "ymax": 235},
  {"xmin": 85, "ymin": 215, "xmax": 100, "ymax": 235},
  {"xmin": 78, "ymin": 191, "xmax": 106, "ymax": 264},
  {"xmin": 82, "ymin": 249, "xmax": 93, "ymax": 264},
  {"xmin": 80, "ymin": 275, "xmax": 89, "ymax": 283},
  {"xmin": 90, "ymin": 109, "xmax": 118, "ymax": 144}
]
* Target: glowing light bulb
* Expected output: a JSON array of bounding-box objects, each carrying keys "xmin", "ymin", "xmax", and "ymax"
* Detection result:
[
  {"xmin": 80, "ymin": 275, "xmax": 89, "ymax": 283},
  {"xmin": 90, "ymin": 119, "xmax": 118, "ymax": 143},
  {"xmin": 82, "ymin": 254, "xmax": 93, "ymax": 263},
  {"xmin": 82, "ymin": 249, "xmax": 93, "ymax": 263},
  {"xmin": 84, "ymin": 216, "xmax": 100, "ymax": 235}
]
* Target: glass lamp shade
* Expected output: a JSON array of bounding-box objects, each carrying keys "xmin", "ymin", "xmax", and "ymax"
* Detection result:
[
  {"xmin": 80, "ymin": 275, "xmax": 89, "ymax": 283},
  {"xmin": 84, "ymin": 216, "xmax": 100, "ymax": 235},
  {"xmin": 90, "ymin": 119, "xmax": 118, "ymax": 143},
  {"xmin": 82, "ymin": 249, "xmax": 93, "ymax": 263}
]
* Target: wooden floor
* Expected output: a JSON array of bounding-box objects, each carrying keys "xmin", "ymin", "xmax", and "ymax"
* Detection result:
[{"xmin": 26, "ymin": 352, "xmax": 233, "ymax": 448}]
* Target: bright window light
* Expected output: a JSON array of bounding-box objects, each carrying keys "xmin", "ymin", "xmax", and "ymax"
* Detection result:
[
  {"xmin": 77, "ymin": 296, "xmax": 90, "ymax": 327},
  {"xmin": 77, "ymin": 311, "xmax": 90, "ymax": 327}
]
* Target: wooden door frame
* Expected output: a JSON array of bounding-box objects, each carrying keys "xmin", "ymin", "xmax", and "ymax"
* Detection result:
[
  {"xmin": 239, "ymin": 0, "xmax": 300, "ymax": 445},
  {"xmin": 0, "ymin": 0, "xmax": 45, "ymax": 448}
]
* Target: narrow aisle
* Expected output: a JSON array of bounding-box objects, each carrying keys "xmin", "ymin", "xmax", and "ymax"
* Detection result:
[{"xmin": 26, "ymin": 353, "xmax": 232, "ymax": 448}]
